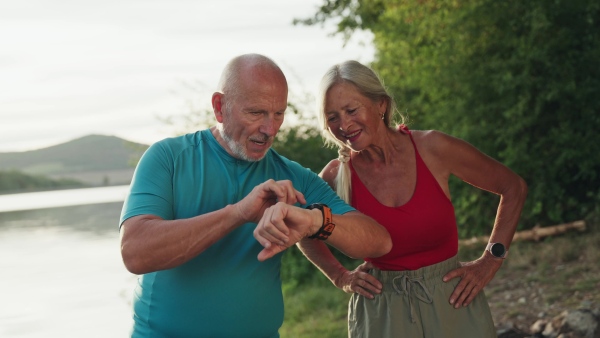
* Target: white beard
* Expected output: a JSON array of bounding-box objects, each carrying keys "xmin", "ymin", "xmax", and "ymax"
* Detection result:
[{"xmin": 217, "ymin": 123, "xmax": 264, "ymax": 162}]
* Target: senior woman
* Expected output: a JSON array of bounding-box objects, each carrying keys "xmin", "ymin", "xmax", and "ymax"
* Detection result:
[{"xmin": 297, "ymin": 60, "xmax": 528, "ymax": 338}]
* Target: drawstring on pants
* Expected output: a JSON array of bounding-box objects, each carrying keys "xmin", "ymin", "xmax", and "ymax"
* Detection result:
[{"xmin": 392, "ymin": 275, "xmax": 433, "ymax": 323}]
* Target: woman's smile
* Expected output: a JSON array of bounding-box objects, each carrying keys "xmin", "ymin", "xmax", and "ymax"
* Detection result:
[{"xmin": 343, "ymin": 129, "xmax": 362, "ymax": 142}]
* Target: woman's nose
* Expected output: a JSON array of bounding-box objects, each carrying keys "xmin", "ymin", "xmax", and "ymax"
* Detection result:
[{"xmin": 339, "ymin": 116, "xmax": 351, "ymax": 133}]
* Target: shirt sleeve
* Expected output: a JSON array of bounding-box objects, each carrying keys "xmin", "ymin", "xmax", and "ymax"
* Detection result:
[
  {"xmin": 300, "ymin": 167, "xmax": 355, "ymax": 215},
  {"xmin": 119, "ymin": 141, "xmax": 175, "ymax": 226}
]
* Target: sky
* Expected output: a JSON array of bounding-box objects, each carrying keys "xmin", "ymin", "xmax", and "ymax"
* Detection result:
[{"xmin": 0, "ymin": 0, "xmax": 375, "ymax": 152}]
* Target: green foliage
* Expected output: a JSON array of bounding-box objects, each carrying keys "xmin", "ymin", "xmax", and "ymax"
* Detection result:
[
  {"xmin": 0, "ymin": 170, "xmax": 87, "ymax": 194},
  {"xmin": 272, "ymin": 124, "xmax": 337, "ymax": 173},
  {"xmin": 273, "ymin": 98, "xmax": 338, "ymax": 172},
  {"xmin": 298, "ymin": 0, "xmax": 600, "ymax": 236}
]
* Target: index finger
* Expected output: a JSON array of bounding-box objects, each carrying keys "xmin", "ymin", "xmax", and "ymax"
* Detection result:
[
  {"xmin": 274, "ymin": 180, "xmax": 306, "ymax": 205},
  {"xmin": 442, "ymin": 267, "xmax": 463, "ymax": 283}
]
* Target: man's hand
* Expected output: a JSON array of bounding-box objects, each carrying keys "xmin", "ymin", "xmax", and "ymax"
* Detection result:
[
  {"xmin": 234, "ymin": 179, "xmax": 306, "ymax": 224},
  {"xmin": 253, "ymin": 202, "xmax": 320, "ymax": 261},
  {"xmin": 442, "ymin": 254, "xmax": 503, "ymax": 308}
]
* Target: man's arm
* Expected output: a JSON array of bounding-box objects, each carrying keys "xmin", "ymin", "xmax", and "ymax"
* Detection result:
[
  {"xmin": 120, "ymin": 179, "xmax": 306, "ymax": 274},
  {"xmin": 254, "ymin": 205, "xmax": 392, "ymax": 261}
]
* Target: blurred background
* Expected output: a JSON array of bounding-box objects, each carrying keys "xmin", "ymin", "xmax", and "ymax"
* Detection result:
[{"xmin": 1, "ymin": 0, "xmax": 599, "ymax": 337}]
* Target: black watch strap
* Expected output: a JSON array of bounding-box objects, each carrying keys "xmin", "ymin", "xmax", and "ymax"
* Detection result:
[{"xmin": 305, "ymin": 203, "xmax": 335, "ymax": 240}]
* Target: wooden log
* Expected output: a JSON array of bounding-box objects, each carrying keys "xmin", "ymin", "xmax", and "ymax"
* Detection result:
[
  {"xmin": 459, "ymin": 220, "xmax": 586, "ymax": 247},
  {"xmin": 512, "ymin": 220, "xmax": 586, "ymax": 242}
]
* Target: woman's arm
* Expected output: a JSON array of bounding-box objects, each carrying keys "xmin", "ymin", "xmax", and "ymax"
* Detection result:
[
  {"xmin": 293, "ymin": 160, "xmax": 383, "ymax": 298},
  {"xmin": 297, "ymin": 237, "xmax": 382, "ymax": 298},
  {"xmin": 418, "ymin": 130, "xmax": 528, "ymax": 308}
]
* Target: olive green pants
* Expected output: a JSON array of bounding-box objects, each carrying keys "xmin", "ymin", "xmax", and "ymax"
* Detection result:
[{"xmin": 348, "ymin": 255, "xmax": 497, "ymax": 338}]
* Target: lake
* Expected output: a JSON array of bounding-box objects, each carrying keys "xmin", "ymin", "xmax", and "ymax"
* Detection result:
[
  {"xmin": 0, "ymin": 187, "xmax": 137, "ymax": 337},
  {"xmin": 0, "ymin": 185, "xmax": 131, "ymax": 213}
]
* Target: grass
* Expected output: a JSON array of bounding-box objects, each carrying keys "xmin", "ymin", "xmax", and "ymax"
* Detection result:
[
  {"xmin": 281, "ymin": 282, "xmax": 350, "ymax": 338},
  {"xmin": 279, "ymin": 220, "xmax": 600, "ymax": 336}
]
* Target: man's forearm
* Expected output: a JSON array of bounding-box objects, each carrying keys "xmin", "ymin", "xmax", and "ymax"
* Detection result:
[
  {"xmin": 120, "ymin": 204, "xmax": 244, "ymax": 274},
  {"xmin": 325, "ymin": 211, "xmax": 391, "ymax": 259}
]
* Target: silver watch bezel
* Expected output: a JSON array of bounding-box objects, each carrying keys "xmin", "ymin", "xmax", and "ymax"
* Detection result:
[{"xmin": 486, "ymin": 242, "xmax": 508, "ymax": 259}]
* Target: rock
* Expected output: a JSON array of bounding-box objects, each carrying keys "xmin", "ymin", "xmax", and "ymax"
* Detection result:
[
  {"xmin": 499, "ymin": 304, "xmax": 599, "ymax": 338},
  {"xmin": 531, "ymin": 319, "xmax": 549, "ymax": 334},
  {"xmin": 542, "ymin": 316, "xmax": 560, "ymax": 338},
  {"xmin": 497, "ymin": 327, "xmax": 531, "ymax": 338},
  {"xmin": 562, "ymin": 309, "xmax": 598, "ymax": 338},
  {"xmin": 535, "ymin": 309, "xmax": 599, "ymax": 338}
]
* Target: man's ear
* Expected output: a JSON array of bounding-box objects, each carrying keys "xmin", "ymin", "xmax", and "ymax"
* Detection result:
[{"xmin": 212, "ymin": 92, "xmax": 224, "ymax": 123}]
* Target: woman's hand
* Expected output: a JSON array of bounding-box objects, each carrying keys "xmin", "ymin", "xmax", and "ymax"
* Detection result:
[
  {"xmin": 442, "ymin": 254, "xmax": 503, "ymax": 308},
  {"xmin": 335, "ymin": 261, "xmax": 382, "ymax": 299}
]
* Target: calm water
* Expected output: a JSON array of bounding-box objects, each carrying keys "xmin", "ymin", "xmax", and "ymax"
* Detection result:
[
  {"xmin": 0, "ymin": 188, "xmax": 137, "ymax": 337},
  {"xmin": 0, "ymin": 185, "xmax": 131, "ymax": 212}
]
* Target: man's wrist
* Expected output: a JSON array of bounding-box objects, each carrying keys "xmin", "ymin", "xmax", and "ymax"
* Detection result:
[
  {"xmin": 307, "ymin": 208, "xmax": 322, "ymax": 235},
  {"xmin": 229, "ymin": 203, "xmax": 248, "ymax": 226}
]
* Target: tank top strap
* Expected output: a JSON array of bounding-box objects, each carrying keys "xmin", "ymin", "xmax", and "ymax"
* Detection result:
[
  {"xmin": 398, "ymin": 124, "xmax": 420, "ymax": 155},
  {"xmin": 398, "ymin": 123, "xmax": 411, "ymax": 135}
]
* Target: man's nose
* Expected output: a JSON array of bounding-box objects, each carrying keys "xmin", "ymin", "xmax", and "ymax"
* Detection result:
[{"xmin": 259, "ymin": 117, "xmax": 279, "ymax": 137}]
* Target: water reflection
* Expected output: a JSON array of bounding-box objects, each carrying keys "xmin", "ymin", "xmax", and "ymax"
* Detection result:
[
  {"xmin": 0, "ymin": 185, "xmax": 130, "ymax": 212},
  {"xmin": 0, "ymin": 202, "xmax": 136, "ymax": 338}
]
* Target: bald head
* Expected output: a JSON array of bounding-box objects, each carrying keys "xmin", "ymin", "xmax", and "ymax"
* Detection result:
[{"xmin": 218, "ymin": 54, "xmax": 287, "ymax": 98}]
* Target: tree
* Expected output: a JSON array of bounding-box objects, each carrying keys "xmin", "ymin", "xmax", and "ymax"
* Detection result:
[{"xmin": 297, "ymin": 0, "xmax": 600, "ymax": 236}]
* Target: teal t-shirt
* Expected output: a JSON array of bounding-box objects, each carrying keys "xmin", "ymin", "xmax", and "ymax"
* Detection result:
[{"xmin": 120, "ymin": 129, "xmax": 354, "ymax": 337}]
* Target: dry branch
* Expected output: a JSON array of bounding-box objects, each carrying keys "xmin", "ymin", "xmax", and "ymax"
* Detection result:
[{"xmin": 459, "ymin": 220, "xmax": 587, "ymax": 247}]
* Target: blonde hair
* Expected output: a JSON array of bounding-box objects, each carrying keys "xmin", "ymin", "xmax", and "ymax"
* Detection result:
[{"xmin": 317, "ymin": 60, "xmax": 403, "ymax": 203}]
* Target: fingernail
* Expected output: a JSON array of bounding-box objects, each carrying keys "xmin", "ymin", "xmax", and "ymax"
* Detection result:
[{"xmin": 449, "ymin": 299, "xmax": 455, "ymax": 304}]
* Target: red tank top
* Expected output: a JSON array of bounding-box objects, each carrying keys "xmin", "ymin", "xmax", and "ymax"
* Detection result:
[{"xmin": 353, "ymin": 128, "xmax": 458, "ymax": 270}]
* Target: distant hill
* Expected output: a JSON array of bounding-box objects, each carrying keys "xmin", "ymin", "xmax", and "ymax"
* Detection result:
[
  {"xmin": 0, "ymin": 135, "xmax": 149, "ymax": 186},
  {"xmin": 0, "ymin": 169, "xmax": 88, "ymax": 194}
]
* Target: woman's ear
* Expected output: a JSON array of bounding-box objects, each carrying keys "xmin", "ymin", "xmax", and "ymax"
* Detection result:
[{"xmin": 379, "ymin": 97, "xmax": 389, "ymax": 113}]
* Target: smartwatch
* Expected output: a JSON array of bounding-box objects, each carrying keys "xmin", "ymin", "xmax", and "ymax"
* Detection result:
[
  {"xmin": 486, "ymin": 242, "xmax": 508, "ymax": 259},
  {"xmin": 305, "ymin": 203, "xmax": 335, "ymax": 240}
]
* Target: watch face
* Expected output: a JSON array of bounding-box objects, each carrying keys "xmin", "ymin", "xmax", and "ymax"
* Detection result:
[{"xmin": 490, "ymin": 243, "xmax": 506, "ymax": 257}]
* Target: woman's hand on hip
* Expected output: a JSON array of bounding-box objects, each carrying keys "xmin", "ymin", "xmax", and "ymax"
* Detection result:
[
  {"xmin": 335, "ymin": 261, "xmax": 382, "ymax": 299},
  {"xmin": 442, "ymin": 255, "xmax": 502, "ymax": 309}
]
